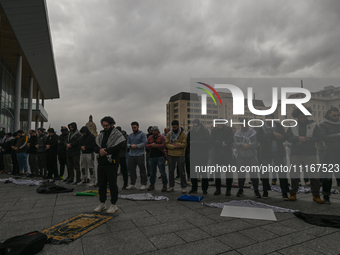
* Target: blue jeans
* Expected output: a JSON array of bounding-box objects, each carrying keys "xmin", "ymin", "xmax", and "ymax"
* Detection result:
[
  {"xmin": 149, "ymin": 156, "xmax": 168, "ymax": 185},
  {"xmin": 17, "ymin": 153, "xmax": 28, "ymax": 173}
]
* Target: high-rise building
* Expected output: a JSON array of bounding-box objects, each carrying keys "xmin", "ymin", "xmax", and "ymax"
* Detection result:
[{"xmin": 0, "ymin": 0, "xmax": 59, "ymax": 133}]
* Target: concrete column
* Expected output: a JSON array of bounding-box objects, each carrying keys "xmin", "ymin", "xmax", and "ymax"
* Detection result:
[
  {"xmin": 14, "ymin": 55, "xmax": 22, "ymax": 131},
  {"xmin": 27, "ymin": 77, "xmax": 33, "ymax": 134},
  {"xmin": 35, "ymin": 116, "xmax": 39, "ymax": 130},
  {"xmin": 42, "ymin": 98, "xmax": 44, "ymax": 107},
  {"xmin": 36, "ymin": 89, "xmax": 40, "ymax": 110}
]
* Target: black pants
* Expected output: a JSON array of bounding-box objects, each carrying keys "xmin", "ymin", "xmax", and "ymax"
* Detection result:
[
  {"xmin": 185, "ymin": 152, "xmax": 190, "ymax": 179},
  {"xmin": 37, "ymin": 152, "xmax": 47, "ymax": 176},
  {"xmin": 216, "ymin": 178, "xmax": 233, "ymax": 191},
  {"xmin": 11, "ymin": 153, "xmax": 19, "ymax": 175},
  {"xmin": 98, "ymin": 164, "xmax": 119, "ymax": 204},
  {"xmin": 192, "ymin": 178, "xmax": 209, "ymax": 192},
  {"xmin": 67, "ymin": 155, "xmax": 80, "ymax": 182},
  {"xmin": 119, "ymin": 156, "xmax": 128, "ymax": 186},
  {"xmin": 29, "ymin": 154, "xmax": 39, "ymax": 175},
  {"xmin": 58, "ymin": 153, "xmax": 67, "ymax": 177},
  {"xmin": 46, "ymin": 153, "xmax": 58, "ymax": 178},
  {"xmin": 261, "ymin": 152, "xmax": 289, "ymax": 194}
]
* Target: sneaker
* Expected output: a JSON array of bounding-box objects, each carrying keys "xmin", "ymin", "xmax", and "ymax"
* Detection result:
[
  {"xmin": 122, "ymin": 186, "xmax": 127, "ymax": 190},
  {"xmin": 203, "ymin": 190, "xmax": 208, "ymax": 195},
  {"xmin": 182, "ymin": 189, "xmax": 187, "ymax": 194},
  {"xmin": 323, "ymin": 195, "xmax": 331, "ymax": 205},
  {"xmin": 106, "ymin": 204, "xmax": 118, "ymax": 214},
  {"xmin": 77, "ymin": 180, "xmax": 85, "ymax": 185},
  {"xmin": 282, "ymin": 193, "xmax": 289, "ymax": 201},
  {"xmin": 188, "ymin": 189, "xmax": 197, "ymax": 194},
  {"xmin": 313, "ymin": 195, "xmax": 324, "ymax": 204},
  {"xmin": 262, "ymin": 191, "xmax": 269, "ymax": 199},
  {"xmin": 147, "ymin": 185, "xmax": 155, "ymax": 191},
  {"xmin": 140, "ymin": 185, "xmax": 147, "ymax": 191},
  {"xmin": 126, "ymin": 185, "xmax": 136, "ymax": 190},
  {"xmin": 93, "ymin": 203, "xmax": 106, "ymax": 213},
  {"xmin": 225, "ymin": 190, "xmax": 231, "ymax": 196},
  {"xmin": 166, "ymin": 187, "xmax": 174, "ymax": 192},
  {"xmin": 236, "ymin": 189, "xmax": 244, "ymax": 197},
  {"xmin": 214, "ymin": 189, "xmax": 221, "ymax": 195},
  {"xmin": 73, "ymin": 180, "xmax": 81, "ymax": 185},
  {"xmin": 161, "ymin": 185, "xmax": 167, "ymax": 192},
  {"xmin": 88, "ymin": 183, "xmax": 95, "ymax": 187},
  {"xmin": 289, "ymin": 192, "xmax": 297, "ymax": 201},
  {"xmin": 254, "ymin": 190, "xmax": 262, "ymax": 198}
]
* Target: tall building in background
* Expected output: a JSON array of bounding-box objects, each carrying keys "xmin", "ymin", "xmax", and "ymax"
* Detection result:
[
  {"xmin": 0, "ymin": 0, "xmax": 59, "ymax": 133},
  {"xmin": 166, "ymin": 92, "xmax": 266, "ymax": 130}
]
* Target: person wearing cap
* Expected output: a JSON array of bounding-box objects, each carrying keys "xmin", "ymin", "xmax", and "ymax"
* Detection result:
[
  {"xmin": 188, "ymin": 119, "xmax": 210, "ymax": 195},
  {"xmin": 126, "ymin": 121, "xmax": 148, "ymax": 190},
  {"xmin": 165, "ymin": 120, "xmax": 187, "ymax": 193},
  {"xmin": 58, "ymin": 127, "xmax": 69, "ymax": 181},
  {"xmin": 45, "ymin": 128, "xmax": 59, "ymax": 179},
  {"xmin": 79, "ymin": 126, "xmax": 96, "ymax": 186},
  {"xmin": 146, "ymin": 126, "xmax": 168, "ymax": 192},
  {"xmin": 65, "ymin": 122, "xmax": 82, "ymax": 184},
  {"xmin": 35, "ymin": 128, "xmax": 47, "ymax": 177},
  {"xmin": 93, "ymin": 116, "xmax": 126, "ymax": 214},
  {"xmin": 27, "ymin": 130, "xmax": 39, "ymax": 177}
]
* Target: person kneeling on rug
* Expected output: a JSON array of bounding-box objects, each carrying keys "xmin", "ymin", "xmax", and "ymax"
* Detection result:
[{"xmin": 93, "ymin": 116, "xmax": 126, "ymax": 214}]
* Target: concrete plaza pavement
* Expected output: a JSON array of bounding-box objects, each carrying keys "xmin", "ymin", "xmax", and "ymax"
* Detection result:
[{"xmin": 1, "ymin": 173, "xmax": 340, "ymax": 255}]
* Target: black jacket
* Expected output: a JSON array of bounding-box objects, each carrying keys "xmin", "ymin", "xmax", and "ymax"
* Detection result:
[
  {"xmin": 37, "ymin": 133, "xmax": 47, "ymax": 153},
  {"xmin": 286, "ymin": 120, "xmax": 321, "ymax": 155},
  {"xmin": 319, "ymin": 119, "xmax": 340, "ymax": 151},
  {"xmin": 94, "ymin": 127, "xmax": 125, "ymax": 166},
  {"xmin": 211, "ymin": 125, "xmax": 234, "ymax": 164},
  {"xmin": 257, "ymin": 122, "xmax": 286, "ymax": 160},
  {"xmin": 45, "ymin": 134, "xmax": 59, "ymax": 155},
  {"xmin": 119, "ymin": 131, "xmax": 128, "ymax": 158},
  {"xmin": 66, "ymin": 122, "xmax": 82, "ymax": 157},
  {"xmin": 80, "ymin": 126, "xmax": 96, "ymax": 154},
  {"xmin": 2, "ymin": 138, "xmax": 13, "ymax": 154},
  {"xmin": 58, "ymin": 132, "xmax": 68, "ymax": 155},
  {"xmin": 27, "ymin": 135, "xmax": 38, "ymax": 154},
  {"xmin": 188, "ymin": 124, "xmax": 210, "ymax": 163}
]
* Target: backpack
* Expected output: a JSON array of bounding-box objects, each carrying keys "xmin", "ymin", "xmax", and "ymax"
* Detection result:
[{"xmin": 0, "ymin": 231, "xmax": 47, "ymax": 255}]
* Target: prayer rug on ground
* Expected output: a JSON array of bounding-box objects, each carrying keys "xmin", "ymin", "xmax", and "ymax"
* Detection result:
[{"xmin": 41, "ymin": 213, "xmax": 114, "ymax": 244}]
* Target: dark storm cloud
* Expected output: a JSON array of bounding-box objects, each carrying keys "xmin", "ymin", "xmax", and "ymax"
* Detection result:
[{"xmin": 44, "ymin": 0, "xmax": 340, "ymax": 131}]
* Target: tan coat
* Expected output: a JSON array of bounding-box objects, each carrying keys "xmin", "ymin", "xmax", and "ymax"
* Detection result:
[{"xmin": 165, "ymin": 130, "xmax": 187, "ymax": 157}]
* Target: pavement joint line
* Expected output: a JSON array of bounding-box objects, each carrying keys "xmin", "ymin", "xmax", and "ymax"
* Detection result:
[
  {"xmin": 80, "ymin": 235, "xmax": 85, "ymax": 255},
  {"xmin": 31, "ymin": 199, "xmax": 38, "ymax": 209}
]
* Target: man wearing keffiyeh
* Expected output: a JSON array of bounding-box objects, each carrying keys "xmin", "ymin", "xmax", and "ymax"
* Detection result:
[{"xmin": 165, "ymin": 120, "xmax": 187, "ymax": 193}]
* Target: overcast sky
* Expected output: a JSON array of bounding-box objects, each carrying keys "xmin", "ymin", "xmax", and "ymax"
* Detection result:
[{"xmin": 44, "ymin": 0, "xmax": 340, "ymax": 134}]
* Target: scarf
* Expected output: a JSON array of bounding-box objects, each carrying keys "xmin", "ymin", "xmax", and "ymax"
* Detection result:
[
  {"xmin": 170, "ymin": 127, "xmax": 182, "ymax": 142},
  {"xmin": 96, "ymin": 128, "xmax": 126, "ymax": 163},
  {"xmin": 320, "ymin": 118, "xmax": 340, "ymax": 126},
  {"xmin": 234, "ymin": 127, "xmax": 257, "ymax": 144},
  {"xmin": 262, "ymin": 121, "xmax": 276, "ymax": 133},
  {"xmin": 69, "ymin": 130, "xmax": 80, "ymax": 140}
]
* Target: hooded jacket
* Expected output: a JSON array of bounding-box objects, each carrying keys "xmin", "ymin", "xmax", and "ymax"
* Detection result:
[
  {"xmin": 80, "ymin": 126, "xmax": 96, "ymax": 154},
  {"xmin": 2, "ymin": 136, "xmax": 13, "ymax": 154},
  {"xmin": 319, "ymin": 118, "xmax": 340, "ymax": 151},
  {"xmin": 58, "ymin": 131, "xmax": 68, "ymax": 155},
  {"xmin": 65, "ymin": 122, "xmax": 82, "ymax": 157},
  {"xmin": 45, "ymin": 133, "xmax": 59, "ymax": 155}
]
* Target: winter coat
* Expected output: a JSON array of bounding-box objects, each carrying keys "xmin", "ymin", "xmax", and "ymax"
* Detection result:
[
  {"xmin": 211, "ymin": 125, "xmax": 234, "ymax": 164},
  {"xmin": 37, "ymin": 133, "xmax": 47, "ymax": 153},
  {"xmin": 27, "ymin": 135, "xmax": 38, "ymax": 154},
  {"xmin": 45, "ymin": 134, "xmax": 59, "ymax": 155},
  {"xmin": 58, "ymin": 132, "xmax": 68, "ymax": 155},
  {"xmin": 80, "ymin": 126, "xmax": 96, "ymax": 154},
  {"xmin": 319, "ymin": 119, "xmax": 340, "ymax": 151},
  {"xmin": 66, "ymin": 122, "xmax": 82, "ymax": 157},
  {"xmin": 165, "ymin": 129, "xmax": 187, "ymax": 157}
]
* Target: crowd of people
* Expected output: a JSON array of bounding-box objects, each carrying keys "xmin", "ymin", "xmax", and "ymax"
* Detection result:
[{"xmin": 0, "ymin": 106, "xmax": 340, "ymax": 214}]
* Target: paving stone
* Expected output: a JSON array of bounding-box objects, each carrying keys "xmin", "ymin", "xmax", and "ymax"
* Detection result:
[
  {"xmin": 106, "ymin": 219, "xmax": 137, "ymax": 232},
  {"xmin": 216, "ymin": 232, "xmax": 257, "ymax": 249},
  {"xmin": 175, "ymin": 227, "xmax": 211, "ymax": 242},
  {"xmin": 278, "ymin": 244, "xmax": 326, "ymax": 255},
  {"xmin": 140, "ymin": 220, "xmax": 195, "ymax": 237},
  {"xmin": 40, "ymin": 238, "xmax": 84, "ymax": 255},
  {"xmin": 150, "ymin": 233, "xmax": 185, "ymax": 249},
  {"xmin": 82, "ymin": 228, "xmax": 156, "ymax": 255},
  {"xmin": 202, "ymin": 219, "xmax": 253, "ymax": 236},
  {"xmin": 132, "ymin": 216, "xmax": 161, "ymax": 227},
  {"xmin": 239, "ymin": 226, "xmax": 279, "ymax": 242},
  {"xmin": 185, "ymin": 215, "xmax": 217, "ymax": 227},
  {"xmin": 260, "ymin": 223, "xmax": 297, "ymax": 236}
]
